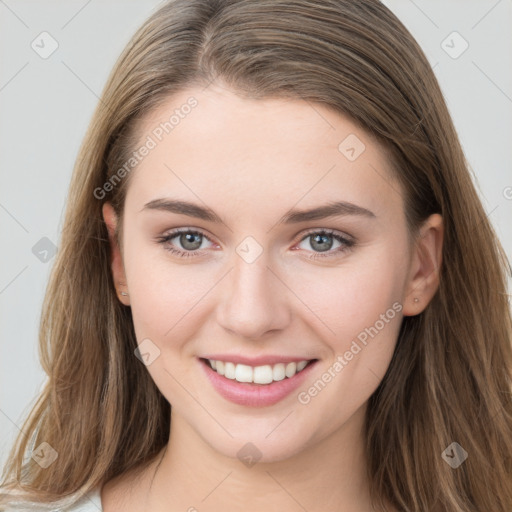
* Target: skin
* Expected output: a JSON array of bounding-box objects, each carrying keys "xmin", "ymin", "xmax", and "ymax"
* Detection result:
[{"xmin": 101, "ymin": 82, "xmax": 443, "ymax": 512}]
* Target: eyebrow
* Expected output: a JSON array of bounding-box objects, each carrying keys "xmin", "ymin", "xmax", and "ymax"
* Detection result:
[{"xmin": 141, "ymin": 198, "xmax": 376, "ymax": 224}]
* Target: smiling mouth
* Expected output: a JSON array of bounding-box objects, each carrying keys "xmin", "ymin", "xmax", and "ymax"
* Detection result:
[{"xmin": 200, "ymin": 357, "xmax": 317, "ymax": 385}]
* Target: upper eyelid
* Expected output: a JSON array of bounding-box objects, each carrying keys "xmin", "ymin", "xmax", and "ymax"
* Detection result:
[
  {"xmin": 166, "ymin": 227, "xmax": 216, "ymax": 243},
  {"xmin": 161, "ymin": 226, "xmax": 354, "ymax": 246}
]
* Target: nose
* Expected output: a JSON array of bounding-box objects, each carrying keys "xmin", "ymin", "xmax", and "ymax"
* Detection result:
[{"xmin": 216, "ymin": 251, "xmax": 291, "ymax": 340}]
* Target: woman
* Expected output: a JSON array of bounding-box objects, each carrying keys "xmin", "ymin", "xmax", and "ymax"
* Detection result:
[{"xmin": 1, "ymin": 0, "xmax": 511, "ymax": 511}]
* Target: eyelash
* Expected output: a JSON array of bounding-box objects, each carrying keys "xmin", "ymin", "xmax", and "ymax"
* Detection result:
[{"xmin": 155, "ymin": 227, "xmax": 355, "ymax": 260}]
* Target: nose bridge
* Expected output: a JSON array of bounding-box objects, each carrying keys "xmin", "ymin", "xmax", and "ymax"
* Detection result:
[{"xmin": 216, "ymin": 242, "xmax": 290, "ymax": 339}]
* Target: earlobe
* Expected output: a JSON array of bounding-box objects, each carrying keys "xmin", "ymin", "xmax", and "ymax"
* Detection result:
[
  {"xmin": 102, "ymin": 202, "xmax": 130, "ymax": 305},
  {"xmin": 402, "ymin": 213, "xmax": 444, "ymax": 316}
]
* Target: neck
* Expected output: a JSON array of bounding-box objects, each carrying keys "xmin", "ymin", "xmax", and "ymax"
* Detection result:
[{"xmin": 142, "ymin": 403, "xmax": 380, "ymax": 512}]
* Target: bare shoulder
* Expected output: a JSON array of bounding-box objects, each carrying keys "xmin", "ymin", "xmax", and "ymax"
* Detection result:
[
  {"xmin": 100, "ymin": 464, "xmax": 153, "ymax": 512},
  {"xmin": 101, "ymin": 448, "xmax": 166, "ymax": 512},
  {"xmin": 100, "ymin": 472, "xmax": 133, "ymax": 512}
]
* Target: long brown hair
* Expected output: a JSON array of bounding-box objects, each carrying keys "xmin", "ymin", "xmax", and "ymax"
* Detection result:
[{"xmin": 1, "ymin": 1, "xmax": 511, "ymax": 510}]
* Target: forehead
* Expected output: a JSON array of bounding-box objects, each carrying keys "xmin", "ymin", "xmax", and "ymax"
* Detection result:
[{"xmin": 125, "ymin": 83, "xmax": 403, "ymax": 224}]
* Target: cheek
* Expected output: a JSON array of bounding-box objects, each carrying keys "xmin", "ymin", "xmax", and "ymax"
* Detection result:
[
  {"xmin": 285, "ymin": 243, "xmax": 406, "ymax": 415},
  {"xmin": 122, "ymin": 235, "xmax": 209, "ymax": 342},
  {"xmin": 290, "ymin": 242, "xmax": 406, "ymax": 419},
  {"xmin": 123, "ymin": 249, "xmax": 218, "ymax": 400},
  {"xmin": 128, "ymin": 262, "xmax": 216, "ymax": 343},
  {"xmin": 285, "ymin": 243, "xmax": 406, "ymax": 349}
]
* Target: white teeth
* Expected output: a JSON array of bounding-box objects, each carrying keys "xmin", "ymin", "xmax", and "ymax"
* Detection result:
[
  {"xmin": 253, "ymin": 365, "xmax": 273, "ymax": 384},
  {"xmin": 235, "ymin": 364, "xmax": 253, "ymax": 383},
  {"xmin": 285, "ymin": 362, "xmax": 297, "ymax": 378},
  {"xmin": 272, "ymin": 363, "xmax": 286, "ymax": 381},
  {"xmin": 297, "ymin": 360, "xmax": 307, "ymax": 371},
  {"xmin": 207, "ymin": 359, "xmax": 311, "ymax": 384},
  {"xmin": 224, "ymin": 362, "xmax": 236, "ymax": 379}
]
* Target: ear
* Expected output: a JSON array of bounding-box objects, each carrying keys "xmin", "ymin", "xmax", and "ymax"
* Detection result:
[
  {"xmin": 102, "ymin": 202, "xmax": 130, "ymax": 306},
  {"xmin": 402, "ymin": 213, "xmax": 443, "ymax": 316}
]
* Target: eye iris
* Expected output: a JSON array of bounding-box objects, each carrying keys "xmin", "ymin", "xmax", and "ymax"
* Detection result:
[
  {"xmin": 310, "ymin": 233, "xmax": 333, "ymax": 252},
  {"xmin": 181, "ymin": 232, "xmax": 202, "ymax": 250}
]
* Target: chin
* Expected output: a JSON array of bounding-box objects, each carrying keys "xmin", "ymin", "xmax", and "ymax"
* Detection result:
[{"xmin": 202, "ymin": 425, "xmax": 315, "ymax": 466}]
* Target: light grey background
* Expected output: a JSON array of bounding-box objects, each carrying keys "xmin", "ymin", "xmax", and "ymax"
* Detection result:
[{"xmin": 1, "ymin": 0, "xmax": 511, "ymax": 471}]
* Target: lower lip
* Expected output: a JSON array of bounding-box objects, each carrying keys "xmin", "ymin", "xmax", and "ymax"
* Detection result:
[{"xmin": 199, "ymin": 358, "xmax": 318, "ymax": 407}]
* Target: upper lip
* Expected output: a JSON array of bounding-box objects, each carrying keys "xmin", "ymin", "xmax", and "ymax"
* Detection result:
[{"xmin": 200, "ymin": 354, "xmax": 317, "ymax": 366}]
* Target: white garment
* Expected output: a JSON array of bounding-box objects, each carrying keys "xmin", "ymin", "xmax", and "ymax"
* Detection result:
[
  {"xmin": 61, "ymin": 488, "xmax": 103, "ymax": 512},
  {"xmin": 3, "ymin": 487, "xmax": 103, "ymax": 512}
]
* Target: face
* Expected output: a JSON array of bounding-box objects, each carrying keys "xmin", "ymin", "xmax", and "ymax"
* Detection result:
[{"xmin": 103, "ymin": 82, "xmax": 433, "ymax": 463}]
